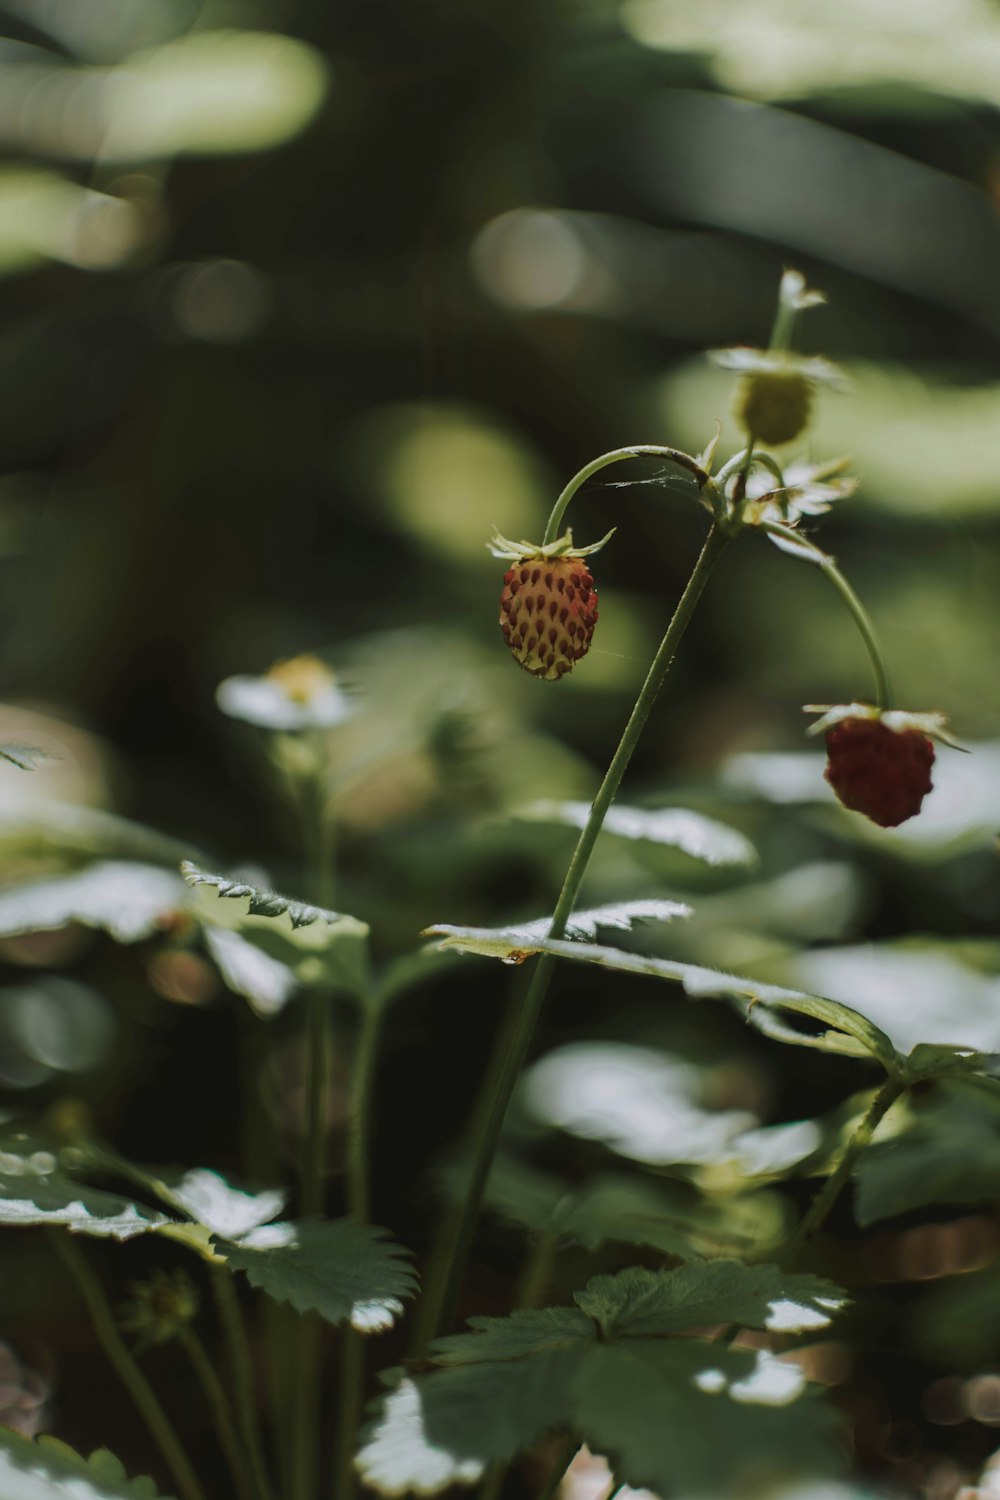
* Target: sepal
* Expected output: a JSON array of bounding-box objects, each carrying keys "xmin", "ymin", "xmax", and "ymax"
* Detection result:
[
  {"xmin": 488, "ymin": 526, "xmax": 615, "ymax": 562},
  {"xmin": 804, "ymin": 702, "xmax": 965, "ymax": 749}
]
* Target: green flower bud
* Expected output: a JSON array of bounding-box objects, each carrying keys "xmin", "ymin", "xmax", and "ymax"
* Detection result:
[
  {"xmin": 736, "ymin": 369, "xmax": 813, "ymax": 446},
  {"xmin": 120, "ymin": 1269, "xmax": 199, "ymax": 1349}
]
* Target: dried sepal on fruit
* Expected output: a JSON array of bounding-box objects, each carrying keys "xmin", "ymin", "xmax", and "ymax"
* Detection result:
[
  {"xmin": 490, "ymin": 528, "xmax": 613, "ymax": 681},
  {"xmin": 805, "ymin": 703, "xmax": 960, "ymax": 829}
]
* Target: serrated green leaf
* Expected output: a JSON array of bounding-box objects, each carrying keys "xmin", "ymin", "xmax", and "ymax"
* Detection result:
[
  {"xmin": 219, "ymin": 1218, "xmax": 416, "ymax": 1332},
  {"xmin": 517, "ymin": 800, "xmax": 757, "ymax": 867},
  {"xmin": 571, "ymin": 1341, "xmax": 841, "ymax": 1499},
  {"xmin": 855, "ymin": 1077, "xmax": 1000, "ymax": 1225},
  {"xmin": 357, "ymin": 1263, "xmax": 845, "ymax": 1496},
  {"xmin": 0, "ymin": 1133, "xmax": 166, "ymax": 1240},
  {"xmin": 573, "ymin": 1262, "xmax": 846, "ymax": 1338},
  {"xmin": 429, "ymin": 930, "xmax": 898, "ymax": 1070},
  {"xmin": 432, "ymin": 1307, "xmax": 592, "ymax": 1364},
  {"xmin": 0, "ymin": 1428, "xmax": 171, "ymax": 1498},
  {"xmin": 0, "ymin": 862, "xmax": 185, "ymax": 943},
  {"xmin": 425, "ymin": 900, "xmax": 691, "ymax": 963},
  {"xmin": 357, "ymin": 1352, "xmax": 581, "ymax": 1494},
  {"xmin": 182, "ymin": 862, "xmax": 371, "ymax": 999},
  {"xmin": 446, "ymin": 1152, "xmax": 770, "ymax": 1258}
]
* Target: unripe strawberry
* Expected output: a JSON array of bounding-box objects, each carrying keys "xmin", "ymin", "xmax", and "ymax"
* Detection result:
[
  {"xmin": 490, "ymin": 527, "xmax": 613, "ymax": 681},
  {"xmin": 498, "ymin": 555, "xmax": 598, "ymax": 680},
  {"xmin": 736, "ymin": 370, "xmax": 812, "ymax": 446}
]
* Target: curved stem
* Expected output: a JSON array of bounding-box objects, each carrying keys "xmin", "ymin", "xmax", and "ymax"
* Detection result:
[
  {"xmin": 759, "ymin": 519, "xmax": 892, "ymax": 709},
  {"xmin": 410, "ymin": 523, "xmax": 731, "ymax": 1354},
  {"xmin": 542, "ymin": 446, "xmax": 709, "ymax": 546},
  {"xmin": 48, "ymin": 1232, "xmax": 207, "ymax": 1500},
  {"xmin": 783, "ymin": 1076, "xmax": 905, "ymax": 1260},
  {"xmin": 211, "ymin": 1267, "xmax": 275, "ymax": 1500},
  {"xmin": 715, "ymin": 445, "xmax": 782, "ymax": 493},
  {"xmin": 178, "ymin": 1324, "xmax": 258, "ymax": 1500}
]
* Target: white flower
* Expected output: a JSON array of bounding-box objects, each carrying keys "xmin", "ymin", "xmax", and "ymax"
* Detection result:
[{"xmin": 216, "ymin": 655, "xmax": 356, "ymax": 730}]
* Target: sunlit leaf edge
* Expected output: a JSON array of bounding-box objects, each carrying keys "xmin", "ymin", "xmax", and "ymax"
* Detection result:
[{"xmin": 426, "ymin": 928, "xmax": 899, "ymax": 1069}]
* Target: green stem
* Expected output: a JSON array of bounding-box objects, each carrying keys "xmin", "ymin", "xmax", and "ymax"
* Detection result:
[
  {"xmin": 410, "ymin": 522, "xmax": 731, "ymax": 1354},
  {"xmin": 783, "ymin": 1076, "xmax": 905, "ymax": 1259},
  {"xmin": 769, "ymin": 298, "xmax": 797, "ymax": 355},
  {"xmin": 178, "ymin": 1324, "xmax": 258, "ymax": 1500},
  {"xmin": 302, "ymin": 992, "xmax": 330, "ymax": 1218},
  {"xmin": 48, "ymin": 1232, "xmax": 207, "ymax": 1500},
  {"xmin": 716, "ymin": 446, "xmax": 784, "ymax": 495},
  {"xmin": 331, "ymin": 1330, "xmax": 365, "ymax": 1500},
  {"xmin": 478, "ymin": 1466, "xmax": 507, "ymax": 1500},
  {"xmin": 759, "ymin": 519, "xmax": 892, "ymax": 709},
  {"xmin": 536, "ymin": 1436, "xmax": 579, "ymax": 1500},
  {"xmin": 735, "ymin": 438, "xmax": 757, "ymax": 500},
  {"xmin": 345, "ymin": 1008, "xmax": 381, "ymax": 1223},
  {"xmin": 330, "ymin": 1005, "xmax": 383, "ymax": 1500},
  {"xmin": 542, "ymin": 445, "xmax": 709, "ymax": 546},
  {"xmin": 512, "ymin": 1232, "xmax": 559, "ymax": 1312},
  {"xmin": 292, "ymin": 764, "xmax": 336, "ymax": 1500},
  {"xmin": 211, "ymin": 1266, "xmax": 276, "ymax": 1500}
]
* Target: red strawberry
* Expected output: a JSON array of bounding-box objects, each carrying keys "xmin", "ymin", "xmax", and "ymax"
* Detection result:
[
  {"xmin": 823, "ymin": 716, "xmax": 935, "ymax": 828},
  {"xmin": 490, "ymin": 527, "xmax": 612, "ymax": 681},
  {"xmin": 499, "ymin": 555, "xmax": 598, "ymax": 680}
]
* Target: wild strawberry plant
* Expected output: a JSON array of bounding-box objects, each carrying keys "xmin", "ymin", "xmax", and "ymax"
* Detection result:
[{"xmin": 0, "ymin": 271, "xmax": 993, "ymax": 1500}]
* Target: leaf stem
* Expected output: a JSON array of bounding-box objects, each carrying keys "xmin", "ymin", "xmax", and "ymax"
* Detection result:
[
  {"xmin": 542, "ymin": 445, "xmax": 709, "ymax": 546},
  {"xmin": 410, "ymin": 522, "xmax": 731, "ymax": 1353},
  {"xmin": 178, "ymin": 1323, "xmax": 258, "ymax": 1500},
  {"xmin": 783, "ymin": 1076, "xmax": 905, "ymax": 1258},
  {"xmin": 211, "ymin": 1266, "xmax": 276, "ymax": 1500},
  {"xmin": 759, "ymin": 519, "xmax": 892, "ymax": 709},
  {"xmin": 48, "ymin": 1231, "xmax": 207, "ymax": 1500}
]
